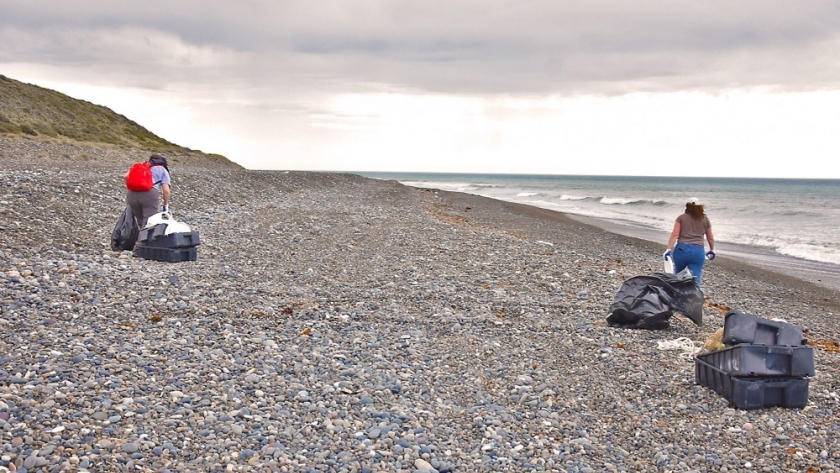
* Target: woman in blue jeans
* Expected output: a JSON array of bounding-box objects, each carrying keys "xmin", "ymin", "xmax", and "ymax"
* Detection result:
[{"xmin": 664, "ymin": 198, "xmax": 716, "ymax": 287}]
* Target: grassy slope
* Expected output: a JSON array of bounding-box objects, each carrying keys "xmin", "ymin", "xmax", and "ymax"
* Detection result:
[{"xmin": 0, "ymin": 74, "xmax": 240, "ymax": 167}]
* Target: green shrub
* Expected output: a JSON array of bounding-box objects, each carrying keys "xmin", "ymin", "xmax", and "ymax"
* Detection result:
[
  {"xmin": 33, "ymin": 121, "xmax": 57, "ymax": 137},
  {"xmin": 0, "ymin": 122, "xmax": 18, "ymax": 133},
  {"xmin": 20, "ymin": 123, "xmax": 38, "ymax": 136}
]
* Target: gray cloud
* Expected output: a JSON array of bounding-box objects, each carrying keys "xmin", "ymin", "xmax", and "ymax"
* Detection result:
[{"xmin": 3, "ymin": 0, "xmax": 840, "ymax": 97}]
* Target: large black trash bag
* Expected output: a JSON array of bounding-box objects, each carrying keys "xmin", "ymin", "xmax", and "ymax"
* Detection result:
[
  {"xmin": 110, "ymin": 206, "xmax": 139, "ymax": 251},
  {"xmin": 606, "ymin": 268, "xmax": 704, "ymax": 330}
]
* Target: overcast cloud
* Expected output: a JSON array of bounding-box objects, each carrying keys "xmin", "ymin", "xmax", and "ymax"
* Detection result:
[{"xmin": 2, "ymin": 0, "xmax": 840, "ymax": 176}]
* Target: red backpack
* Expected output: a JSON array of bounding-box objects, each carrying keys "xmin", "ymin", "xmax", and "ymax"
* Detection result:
[{"xmin": 125, "ymin": 162, "xmax": 154, "ymax": 191}]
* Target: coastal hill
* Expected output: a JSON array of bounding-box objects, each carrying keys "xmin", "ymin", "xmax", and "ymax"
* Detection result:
[{"xmin": 0, "ymin": 74, "xmax": 241, "ymax": 168}]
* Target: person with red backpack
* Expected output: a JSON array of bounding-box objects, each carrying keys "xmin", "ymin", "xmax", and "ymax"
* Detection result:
[{"xmin": 125, "ymin": 154, "xmax": 171, "ymax": 229}]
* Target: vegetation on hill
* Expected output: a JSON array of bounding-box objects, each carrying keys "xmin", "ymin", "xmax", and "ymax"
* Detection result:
[
  {"xmin": 0, "ymin": 74, "xmax": 240, "ymax": 168},
  {"xmin": 0, "ymin": 75, "xmax": 184, "ymax": 149}
]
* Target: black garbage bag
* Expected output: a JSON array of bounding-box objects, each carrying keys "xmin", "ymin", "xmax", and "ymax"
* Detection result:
[
  {"xmin": 606, "ymin": 269, "xmax": 703, "ymax": 330},
  {"xmin": 110, "ymin": 206, "xmax": 139, "ymax": 251}
]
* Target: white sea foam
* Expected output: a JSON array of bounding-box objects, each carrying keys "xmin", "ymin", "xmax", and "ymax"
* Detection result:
[
  {"xmin": 516, "ymin": 199, "xmax": 564, "ymax": 211},
  {"xmin": 516, "ymin": 192, "xmax": 538, "ymax": 197},
  {"xmin": 559, "ymin": 194, "xmax": 588, "ymax": 201},
  {"xmin": 400, "ymin": 181, "xmax": 477, "ymax": 192},
  {"xmin": 599, "ymin": 197, "xmax": 664, "ymax": 206},
  {"xmin": 600, "ymin": 197, "xmax": 637, "ymax": 205},
  {"xmin": 776, "ymin": 244, "xmax": 840, "ymax": 266}
]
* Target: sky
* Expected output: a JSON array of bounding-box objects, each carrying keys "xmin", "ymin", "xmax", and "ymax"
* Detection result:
[{"xmin": 2, "ymin": 1, "xmax": 840, "ymax": 178}]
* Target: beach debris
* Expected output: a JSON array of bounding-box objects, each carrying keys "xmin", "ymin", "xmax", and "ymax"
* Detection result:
[
  {"xmin": 606, "ymin": 269, "xmax": 703, "ymax": 330},
  {"xmin": 706, "ymin": 300, "xmax": 732, "ymax": 314},
  {"xmin": 657, "ymin": 337, "xmax": 701, "ymax": 360},
  {"xmin": 700, "ymin": 328, "xmax": 725, "ymax": 353},
  {"xmin": 807, "ymin": 339, "xmax": 840, "ymax": 353},
  {"xmin": 696, "ymin": 311, "xmax": 815, "ymax": 409}
]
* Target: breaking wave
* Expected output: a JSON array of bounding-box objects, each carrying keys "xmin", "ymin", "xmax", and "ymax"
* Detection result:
[{"xmin": 600, "ymin": 197, "xmax": 667, "ymax": 206}]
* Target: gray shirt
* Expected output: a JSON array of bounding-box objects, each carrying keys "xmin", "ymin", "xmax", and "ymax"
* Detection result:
[{"xmin": 676, "ymin": 213, "xmax": 711, "ymax": 246}]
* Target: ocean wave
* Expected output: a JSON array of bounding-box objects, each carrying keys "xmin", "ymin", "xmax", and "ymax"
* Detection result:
[
  {"xmin": 399, "ymin": 180, "xmax": 507, "ymax": 192},
  {"xmin": 727, "ymin": 234, "xmax": 779, "ymax": 250},
  {"xmin": 559, "ymin": 194, "xmax": 590, "ymax": 201},
  {"xmin": 599, "ymin": 197, "xmax": 667, "ymax": 206},
  {"xmin": 780, "ymin": 210, "xmax": 823, "ymax": 217},
  {"xmin": 725, "ymin": 232, "xmax": 840, "ymax": 266},
  {"xmin": 520, "ymin": 199, "xmax": 632, "ymax": 222},
  {"xmin": 517, "ymin": 192, "xmax": 539, "ymax": 197},
  {"xmin": 399, "ymin": 181, "xmax": 478, "ymax": 192},
  {"xmin": 520, "ymin": 199, "xmax": 566, "ymax": 211},
  {"xmin": 776, "ymin": 244, "xmax": 840, "ymax": 266}
]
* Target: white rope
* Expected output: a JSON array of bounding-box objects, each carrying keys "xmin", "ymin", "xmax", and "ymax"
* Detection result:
[{"xmin": 657, "ymin": 337, "xmax": 701, "ymax": 360}]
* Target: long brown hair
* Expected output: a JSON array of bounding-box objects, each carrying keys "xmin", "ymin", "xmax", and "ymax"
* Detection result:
[{"xmin": 686, "ymin": 202, "xmax": 706, "ymax": 219}]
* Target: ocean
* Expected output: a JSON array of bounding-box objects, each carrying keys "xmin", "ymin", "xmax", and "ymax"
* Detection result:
[{"xmin": 359, "ymin": 172, "xmax": 840, "ymax": 291}]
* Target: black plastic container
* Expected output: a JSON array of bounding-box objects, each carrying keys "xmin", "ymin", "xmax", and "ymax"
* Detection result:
[
  {"xmin": 138, "ymin": 223, "xmax": 169, "ymax": 243},
  {"xmin": 695, "ymin": 357, "xmax": 810, "ymax": 410},
  {"xmin": 696, "ymin": 344, "xmax": 814, "ymax": 377},
  {"xmin": 722, "ymin": 311, "xmax": 804, "ymax": 346},
  {"xmin": 134, "ymin": 246, "xmax": 197, "ymax": 262},
  {"xmin": 140, "ymin": 231, "xmax": 200, "ymax": 249}
]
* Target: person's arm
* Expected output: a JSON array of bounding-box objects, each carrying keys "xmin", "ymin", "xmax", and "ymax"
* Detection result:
[
  {"xmin": 667, "ymin": 221, "xmax": 681, "ymax": 251},
  {"xmin": 706, "ymin": 227, "xmax": 715, "ymax": 251},
  {"xmin": 161, "ymin": 183, "xmax": 171, "ymax": 207}
]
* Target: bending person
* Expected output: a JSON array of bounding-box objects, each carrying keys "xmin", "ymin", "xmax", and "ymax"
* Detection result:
[{"xmin": 126, "ymin": 154, "xmax": 171, "ymax": 229}]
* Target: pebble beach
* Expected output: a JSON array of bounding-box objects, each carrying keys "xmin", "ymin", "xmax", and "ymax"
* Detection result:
[{"xmin": 1, "ymin": 137, "xmax": 839, "ymax": 473}]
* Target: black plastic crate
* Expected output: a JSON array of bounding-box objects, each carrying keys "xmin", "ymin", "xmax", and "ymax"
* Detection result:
[
  {"xmin": 696, "ymin": 344, "xmax": 814, "ymax": 377},
  {"xmin": 138, "ymin": 223, "xmax": 169, "ymax": 243},
  {"xmin": 722, "ymin": 311, "xmax": 804, "ymax": 346},
  {"xmin": 134, "ymin": 245, "xmax": 197, "ymax": 262},
  {"xmin": 140, "ymin": 231, "xmax": 200, "ymax": 249},
  {"xmin": 695, "ymin": 357, "xmax": 809, "ymax": 410}
]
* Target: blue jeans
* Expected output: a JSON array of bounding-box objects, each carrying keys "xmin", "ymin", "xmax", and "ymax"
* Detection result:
[{"xmin": 673, "ymin": 243, "xmax": 706, "ymax": 287}]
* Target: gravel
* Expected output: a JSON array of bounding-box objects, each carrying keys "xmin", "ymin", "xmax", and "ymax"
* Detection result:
[{"xmin": 1, "ymin": 137, "xmax": 839, "ymax": 472}]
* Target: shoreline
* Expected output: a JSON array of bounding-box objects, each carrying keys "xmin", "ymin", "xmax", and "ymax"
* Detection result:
[
  {"xmin": 387, "ymin": 175, "xmax": 840, "ymax": 295},
  {"xmin": 362, "ymin": 171, "xmax": 840, "ymax": 293},
  {"xmin": 406, "ymin": 184, "xmax": 839, "ymax": 310}
]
